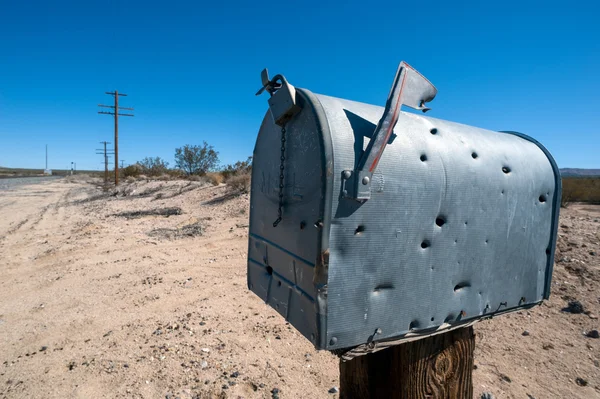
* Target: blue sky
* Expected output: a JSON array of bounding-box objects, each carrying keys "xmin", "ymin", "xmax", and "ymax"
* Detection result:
[{"xmin": 1, "ymin": 0, "xmax": 598, "ymax": 171}]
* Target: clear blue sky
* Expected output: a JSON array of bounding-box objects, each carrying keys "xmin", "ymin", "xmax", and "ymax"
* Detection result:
[{"xmin": 1, "ymin": 0, "xmax": 598, "ymax": 171}]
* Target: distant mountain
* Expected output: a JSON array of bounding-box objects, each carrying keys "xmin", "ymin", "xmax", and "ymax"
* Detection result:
[{"xmin": 560, "ymin": 168, "xmax": 600, "ymax": 177}]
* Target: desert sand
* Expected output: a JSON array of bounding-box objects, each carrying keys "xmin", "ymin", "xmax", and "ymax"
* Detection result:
[{"xmin": 0, "ymin": 177, "xmax": 598, "ymax": 398}]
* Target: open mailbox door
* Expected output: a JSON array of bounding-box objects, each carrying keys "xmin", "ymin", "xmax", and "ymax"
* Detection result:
[{"xmin": 247, "ymin": 62, "xmax": 561, "ymax": 358}]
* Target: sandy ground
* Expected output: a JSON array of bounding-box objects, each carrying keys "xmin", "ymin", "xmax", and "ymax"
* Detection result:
[{"xmin": 0, "ymin": 177, "xmax": 598, "ymax": 399}]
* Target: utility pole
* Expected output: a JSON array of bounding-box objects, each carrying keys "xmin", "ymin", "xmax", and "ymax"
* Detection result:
[
  {"xmin": 120, "ymin": 160, "xmax": 125, "ymax": 169},
  {"xmin": 98, "ymin": 91, "xmax": 134, "ymax": 185},
  {"xmin": 96, "ymin": 141, "xmax": 114, "ymax": 184}
]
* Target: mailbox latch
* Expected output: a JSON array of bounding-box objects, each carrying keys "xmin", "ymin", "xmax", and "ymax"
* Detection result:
[{"xmin": 256, "ymin": 68, "xmax": 302, "ymax": 126}]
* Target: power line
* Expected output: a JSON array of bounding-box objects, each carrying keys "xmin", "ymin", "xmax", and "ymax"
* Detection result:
[
  {"xmin": 96, "ymin": 141, "xmax": 114, "ymax": 184},
  {"xmin": 98, "ymin": 91, "xmax": 134, "ymax": 185}
]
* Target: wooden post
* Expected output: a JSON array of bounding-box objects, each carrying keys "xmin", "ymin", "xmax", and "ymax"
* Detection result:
[{"xmin": 340, "ymin": 326, "xmax": 475, "ymax": 399}]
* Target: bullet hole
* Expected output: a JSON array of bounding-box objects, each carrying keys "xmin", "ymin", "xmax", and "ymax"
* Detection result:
[
  {"xmin": 430, "ymin": 128, "xmax": 438, "ymax": 135},
  {"xmin": 421, "ymin": 240, "xmax": 430, "ymax": 249},
  {"xmin": 266, "ymin": 266, "xmax": 273, "ymax": 276},
  {"xmin": 430, "ymin": 317, "xmax": 435, "ymax": 322},
  {"xmin": 454, "ymin": 282, "xmax": 471, "ymax": 292},
  {"xmin": 409, "ymin": 321, "xmax": 419, "ymax": 330},
  {"xmin": 501, "ymin": 190, "xmax": 505, "ymax": 195},
  {"xmin": 277, "ymin": 281, "xmax": 282, "ymax": 287},
  {"xmin": 485, "ymin": 239, "xmax": 489, "ymax": 244},
  {"xmin": 420, "ymin": 154, "xmax": 427, "ymax": 162},
  {"xmin": 539, "ymin": 194, "xmax": 547, "ymax": 203},
  {"xmin": 314, "ymin": 220, "xmax": 323, "ymax": 229},
  {"xmin": 300, "ymin": 221, "xmax": 306, "ymax": 230},
  {"xmin": 471, "ymin": 152, "xmax": 478, "ymax": 159},
  {"xmin": 355, "ymin": 225, "xmax": 365, "ymax": 235},
  {"xmin": 502, "ymin": 166, "xmax": 511, "ymax": 174},
  {"xmin": 435, "ymin": 217, "xmax": 446, "ymax": 227}
]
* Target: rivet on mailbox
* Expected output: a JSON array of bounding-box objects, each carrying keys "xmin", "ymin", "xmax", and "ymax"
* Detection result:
[{"xmin": 248, "ymin": 61, "xmax": 561, "ymax": 359}]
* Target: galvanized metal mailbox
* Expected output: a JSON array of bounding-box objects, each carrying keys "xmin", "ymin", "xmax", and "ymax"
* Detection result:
[{"xmin": 247, "ymin": 62, "xmax": 560, "ymax": 356}]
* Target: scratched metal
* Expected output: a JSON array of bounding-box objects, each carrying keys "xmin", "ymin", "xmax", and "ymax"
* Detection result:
[{"xmin": 247, "ymin": 89, "xmax": 560, "ymax": 351}]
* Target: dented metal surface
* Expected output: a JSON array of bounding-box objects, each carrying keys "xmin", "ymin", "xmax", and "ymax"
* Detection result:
[{"xmin": 247, "ymin": 62, "xmax": 560, "ymax": 353}]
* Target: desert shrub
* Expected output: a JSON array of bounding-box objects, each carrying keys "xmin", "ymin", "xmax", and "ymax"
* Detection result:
[
  {"xmin": 125, "ymin": 176, "xmax": 136, "ymax": 183},
  {"xmin": 562, "ymin": 177, "xmax": 600, "ymax": 204},
  {"xmin": 157, "ymin": 174, "xmax": 172, "ymax": 181},
  {"xmin": 205, "ymin": 172, "xmax": 224, "ymax": 186},
  {"xmin": 175, "ymin": 142, "xmax": 219, "ymax": 175},
  {"xmin": 138, "ymin": 157, "xmax": 170, "ymax": 177},
  {"xmin": 227, "ymin": 172, "xmax": 251, "ymax": 193},
  {"xmin": 222, "ymin": 157, "xmax": 252, "ymax": 180},
  {"xmin": 167, "ymin": 168, "xmax": 185, "ymax": 179},
  {"xmin": 123, "ymin": 164, "xmax": 142, "ymax": 178}
]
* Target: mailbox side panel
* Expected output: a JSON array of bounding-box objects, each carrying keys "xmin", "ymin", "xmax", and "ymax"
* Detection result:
[
  {"xmin": 316, "ymin": 94, "xmax": 560, "ymax": 350},
  {"xmin": 247, "ymin": 90, "xmax": 333, "ymax": 349}
]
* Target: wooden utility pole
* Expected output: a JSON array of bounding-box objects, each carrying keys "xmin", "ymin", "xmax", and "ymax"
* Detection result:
[
  {"xmin": 98, "ymin": 91, "xmax": 134, "ymax": 185},
  {"xmin": 340, "ymin": 326, "xmax": 475, "ymax": 399},
  {"xmin": 96, "ymin": 141, "xmax": 114, "ymax": 184}
]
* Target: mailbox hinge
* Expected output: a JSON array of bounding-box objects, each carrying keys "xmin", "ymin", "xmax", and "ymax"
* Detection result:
[{"xmin": 344, "ymin": 61, "xmax": 438, "ymax": 201}]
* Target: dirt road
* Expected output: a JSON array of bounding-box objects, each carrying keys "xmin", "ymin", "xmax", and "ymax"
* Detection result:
[{"xmin": 0, "ymin": 178, "xmax": 598, "ymax": 398}]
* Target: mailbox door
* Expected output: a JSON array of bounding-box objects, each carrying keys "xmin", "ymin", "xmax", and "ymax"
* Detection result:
[{"xmin": 247, "ymin": 89, "xmax": 334, "ymax": 348}]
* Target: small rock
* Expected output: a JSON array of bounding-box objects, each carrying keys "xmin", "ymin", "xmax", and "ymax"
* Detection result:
[
  {"xmin": 590, "ymin": 251, "xmax": 597, "ymax": 256},
  {"xmin": 522, "ymin": 330, "xmax": 530, "ymax": 336},
  {"xmin": 230, "ymin": 371, "xmax": 240, "ymax": 378},
  {"xmin": 575, "ymin": 377, "xmax": 588, "ymax": 386},
  {"xmin": 199, "ymin": 321, "xmax": 206, "ymax": 326},
  {"xmin": 153, "ymin": 329, "xmax": 163, "ymax": 336},
  {"xmin": 526, "ymin": 394, "xmax": 536, "ymax": 399},
  {"xmin": 271, "ymin": 387, "xmax": 280, "ymax": 399},
  {"xmin": 500, "ymin": 374, "xmax": 511, "ymax": 383},
  {"xmin": 39, "ymin": 346, "xmax": 48, "ymax": 352},
  {"xmin": 564, "ymin": 301, "xmax": 584, "ymax": 314},
  {"xmin": 259, "ymin": 383, "xmax": 266, "ymax": 388},
  {"xmin": 200, "ymin": 361, "xmax": 208, "ymax": 369},
  {"xmin": 542, "ymin": 343, "xmax": 554, "ymax": 350},
  {"xmin": 165, "ymin": 393, "xmax": 173, "ymax": 399},
  {"xmin": 586, "ymin": 330, "xmax": 599, "ymax": 339},
  {"xmin": 201, "ymin": 348, "xmax": 210, "ymax": 353},
  {"xmin": 480, "ymin": 393, "xmax": 495, "ymax": 399},
  {"xmin": 222, "ymin": 384, "xmax": 228, "ymax": 390},
  {"xmin": 328, "ymin": 386, "xmax": 339, "ymax": 394}
]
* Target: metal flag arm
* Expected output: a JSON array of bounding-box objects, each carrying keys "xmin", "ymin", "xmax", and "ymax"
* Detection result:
[{"xmin": 349, "ymin": 61, "xmax": 437, "ymax": 200}]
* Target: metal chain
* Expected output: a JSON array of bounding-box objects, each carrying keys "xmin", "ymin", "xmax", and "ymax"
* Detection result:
[{"xmin": 273, "ymin": 125, "xmax": 286, "ymax": 227}]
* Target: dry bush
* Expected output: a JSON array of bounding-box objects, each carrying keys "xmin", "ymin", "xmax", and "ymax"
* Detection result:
[
  {"xmin": 122, "ymin": 164, "xmax": 142, "ymax": 178},
  {"xmin": 227, "ymin": 172, "xmax": 251, "ymax": 193},
  {"xmin": 125, "ymin": 176, "xmax": 136, "ymax": 184},
  {"xmin": 157, "ymin": 174, "xmax": 172, "ymax": 181},
  {"xmin": 205, "ymin": 172, "xmax": 224, "ymax": 186},
  {"xmin": 562, "ymin": 177, "xmax": 600, "ymax": 204}
]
